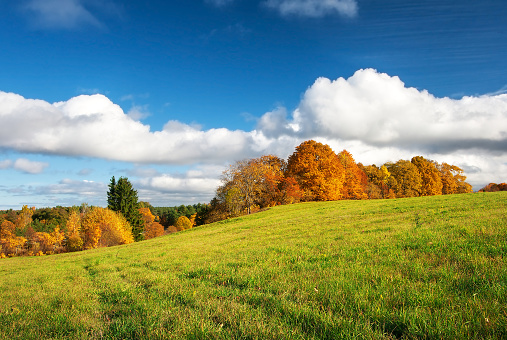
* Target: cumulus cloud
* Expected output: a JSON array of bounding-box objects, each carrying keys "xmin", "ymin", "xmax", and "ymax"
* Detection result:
[
  {"xmin": 255, "ymin": 69, "xmax": 507, "ymax": 188},
  {"xmin": 0, "ymin": 158, "xmax": 48, "ymax": 174},
  {"xmin": 258, "ymin": 69, "xmax": 507, "ymax": 154},
  {"xmin": 264, "ymin": 0, "xmax": 358, "ymax": 18},
  {"xmin": 0, "ymin": 92, "xmax": 257, "ymax": 164}
]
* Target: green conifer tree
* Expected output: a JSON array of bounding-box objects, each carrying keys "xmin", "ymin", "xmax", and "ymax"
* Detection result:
[{"xmin": 107, "ymin": 176, "xmax": 144, "ymax": 241}]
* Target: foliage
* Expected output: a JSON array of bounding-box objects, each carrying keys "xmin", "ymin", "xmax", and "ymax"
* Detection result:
[
  {"xmin": 175, "ymin": 215, "xmax": 192, "ymax": 231},
  {"xmin": 411, "ymin": 156, "xmax": 443, "ymax": 196},
  {"xmin": 337, "ymin": 150, "xmax": 367, "ymax": 199},
  {"xmin": 140, "ymin": 207, "xmax": 164, "ymax": 240},
  {"xmin": 0, "ymin": 220, "xmax": 26, "ymax": 256},
  {"xmin": 65, "ymin": 210, "xmax": 83, "ymax": 252},
  {"xmin": 152, "ymin": 204, "xmax": 208, "ymax": 228},
  {"xmin": 286, "ymin": 140, "xmax": 344, "ymax": 201},
  {"xmin": 81, "ymin": 207, "xmax": 134, "ymax": 249},
  {"xmin": 479, "ymin": 182, "xmax": 507, "ymax": 192},
  {"xmin": 385, "ymin": 159, "xmax": 423, "ymax": 198},
  {"xmin": 107, "ymin": 176, "xmax": 144, "ymax": 241},
  {"xmin": 206, "ymin": 139, "xmax": 474, "ymax": 222},
  {"xmin": 221, "ymin": 158, "xmax": 271, "ymax": 214}
]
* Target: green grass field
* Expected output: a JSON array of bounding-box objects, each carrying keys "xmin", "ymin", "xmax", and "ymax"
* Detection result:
[{"xmin": 1, "ymin": 192, "xmax": 506, "ymax": 339}]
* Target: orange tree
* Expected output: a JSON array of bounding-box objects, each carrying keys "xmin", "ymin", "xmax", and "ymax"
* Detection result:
[
  {"xmin": 286, "ymin": 140, "xmax": 344, "ymax": 201},
  {"xmin": 411, "ymin": 156, "xmax": 443, "ymax": 196},
  {"xmin": 338, "ymin": 150, "xmax": 367, "ymax": 200},
  {"xmin": 385, "ymin": 160, "xmax": 423, "ymax": 198},
  {"xmin": 437, "ymin": 163, "xmax": 473, "ymax": 194}
]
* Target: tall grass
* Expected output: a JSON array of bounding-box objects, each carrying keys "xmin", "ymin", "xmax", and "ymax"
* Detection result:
[{"xmin": 1, "ymin": 192, "xmax": 506, "ymax": 339}]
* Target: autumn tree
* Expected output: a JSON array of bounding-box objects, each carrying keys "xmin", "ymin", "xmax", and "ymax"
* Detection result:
[
  {"xmin": 16, "ymin": 205, "xmax": 34, "ymax": 230},
  {"xmin": 338, "ymin": 150, "xmax": 367, "ymax": 200},
  {"xmin": 411, "ymin": 156, "xmax": 443, "ymax": 196},
  {"xmin": 479, "ymin": 183, "xmax": 507, "ymax": 192},
  {"xmin": 175, "ymin": 215, "xmax": 192, "ymax": 231},
  {"xmin": 32, "ymin": 227, "xmax": 65, "ymax": 255},
  {"xmin": 107, "ymin": 176, "xmax": 144, "ymax": 241},
  {"xmin": 360, "ymin": 164, "xmax": 395, "ymax": 199},
  {"xmin": 219, "ymin": 158, "xmax": 271, "ymax": 214},
  {"xmin": 437, "ymin": 163, "xmax": 472, "ymax": 194},
  {"xmin": 286, "ymin": 140, "xmax": 344, "ymax": 201},
  {"xmin": 0, "ymin": 220, "xmax": 26, "ymax": 256},
  {"xmin": 257, "ymin": 155, "xmax": 303, "ymax": 206},
  {"xmin": 385, "ymin": 160, "xmax": 423, "ymax": 198},
  {"xmin": 139, "ymin": 207, "xmax": 164, "ymax": 239},
  {"xmin": 81, "ymin": 207, "xmax": 134, "ymax": 249},
  {"xmin": 65, "ymin": 210, "xmax": 83, "ymax": 252}
]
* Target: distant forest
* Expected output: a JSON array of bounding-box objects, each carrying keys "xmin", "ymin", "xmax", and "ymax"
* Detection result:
[{"xmin": 0, "ymin": 139, "xmax": 485, "ymax": 258}]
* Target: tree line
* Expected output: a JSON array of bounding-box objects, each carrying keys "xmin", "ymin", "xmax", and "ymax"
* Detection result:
[
  {"xmin": 1, "ymin": 139, "xmax": 475, "ymax": 258},
  {"xmin": 478, "ymin": 183, "xmax": 507, "ymax": 192},
  {"xmin": 203, "ymin": 140, "xmax": 473, "ymax": 223},
  {"xmin": 0, "ymin": 177, "xmax": 206, "ymax": 258}
]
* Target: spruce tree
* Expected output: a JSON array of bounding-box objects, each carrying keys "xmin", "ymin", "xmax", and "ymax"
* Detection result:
[{"xmin": 107, "ymin": 176, "xmax": 144, "ymax": 241}]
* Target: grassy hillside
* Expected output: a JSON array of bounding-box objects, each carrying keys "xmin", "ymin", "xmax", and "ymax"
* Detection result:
[{"xmin": 1, "ymin": 192, "xmax": 506, "ymax": 339}]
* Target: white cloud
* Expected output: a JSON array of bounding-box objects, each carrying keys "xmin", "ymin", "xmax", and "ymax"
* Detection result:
[
  {"xmin": 23, "ymin": 0, "xmax": 102, "ymax": 29},
  {"xmin": 0, "ymin": 160, "xmax": 13, "ymax": 170},
  {"xmin": 13, "ymin": 158, "xmax": 49, "ymax": 174},
  {"xmin": 264, "ymin": 0, "xmax": 358, "ymax": 18},
  {"xmin": 0, "ymin": 158, "xmax": 48, "ymax": 174},
  {"xmin": 259, "ymin": 69, "xmax": 507, "ymax": 153},
  {"xmin": 139, "ymin": 175, "xmax": 220, "ymax": 195},
  {"xmin": 120, "ymin": 165, "xmax": 226, "ymax": 205},
  {"xmin": 0, "ymin": 92, "xmax": 258, "ymax": 164},
  {"xmin": 126, "ymin": 105, "xmax": 150, "ymax": 121},
  {"xmin": 36, "ymin": 178, "xmax": 105, "ymax": 196}
]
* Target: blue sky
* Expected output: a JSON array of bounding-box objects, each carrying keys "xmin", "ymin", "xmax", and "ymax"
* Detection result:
[{"xmin": 1, "ymin": 0, "xmax": 506, "ymax": 208}]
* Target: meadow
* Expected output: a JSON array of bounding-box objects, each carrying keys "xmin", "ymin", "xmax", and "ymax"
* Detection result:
[{"xmin": 1, "ymin": 192, "xmax": 506, "ymax": 339}]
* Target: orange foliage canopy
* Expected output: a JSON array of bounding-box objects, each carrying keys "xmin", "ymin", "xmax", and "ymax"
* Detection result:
[
  {"xmin": 338, "ymin": 150, "xmax": 367, "ymax": 200},
  {"xmin": 479, "ymin": 183, "xmax": 507, "ymax": 192},
  {"xmin": 140, "ymin": 207, "xmax": 164, "ymax": 239},
  {"xmin": 286, "ymin": 140, "xmax": 344, "ymax": 201}
]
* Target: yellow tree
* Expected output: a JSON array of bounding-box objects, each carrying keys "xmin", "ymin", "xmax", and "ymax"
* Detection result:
[
  {"xmin": 33, "ymin": 227, "xmax": 65, "ymax": 255},
  {"xmin": 81, "ymin": 207, "xmax": 134, "ymax": 249},
  {"xmin": 221, "ymin": 158, "xmax": 270, "ymax": 214},
  {"xmin": 437, "ymin": 163, "xmax": 472, "ymax": 194},
  {"xmin": 16, "ymin": 205, "xmax": 34, "ymax": 230},
  {"xmin": 0, "ymin": 220, "xmax": 26, "ymax": 256},
  {"xmin": 411, "ymin": 156, "xmax": 443, "ymax": 196},
  {"xmin": 65, "ymin": 210, "xmax": 83, "ymax": 252},
  {"xmin": 338, "ymin": 150, "xmax": 367, "ymax": 200},
  {"xmin": 385, "ymin": 160, "xmax": 423, "ymax": 198},
  {"xmin": 175, "ymin": 215, "xmax": 192, "ymax": 231},
  {"xmin": 286, "ymin": 140, "xmax": 344, "ymax": 201}
]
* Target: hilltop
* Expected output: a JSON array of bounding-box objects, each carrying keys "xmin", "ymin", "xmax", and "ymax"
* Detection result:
[{"xmin": 1, "ymin": 192, "xmax": 506, "ymax": 339}]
